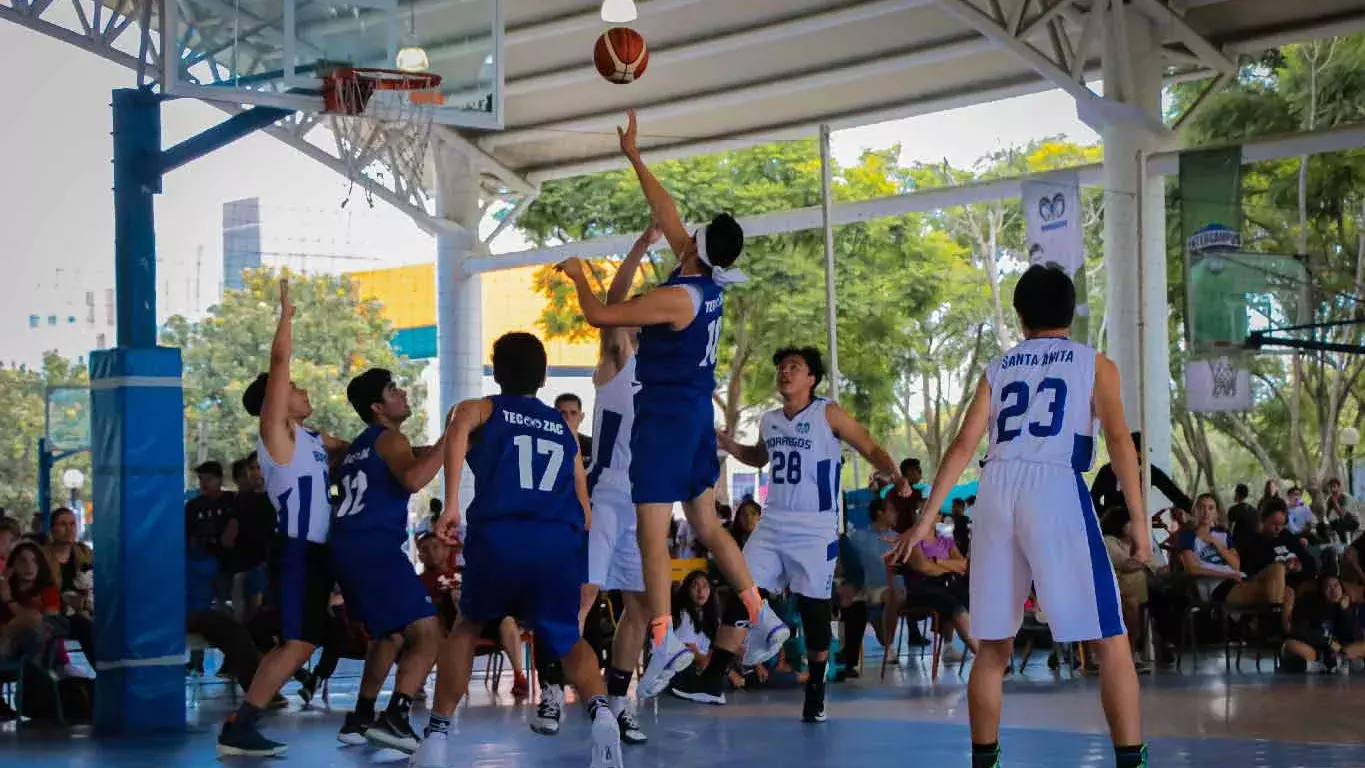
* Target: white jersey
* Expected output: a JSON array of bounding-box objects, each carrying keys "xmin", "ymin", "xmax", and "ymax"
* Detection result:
[
  {"xmin": 587, "ymin": 353, "xmax": 638, "ymax": 490},
  {"xmin": 983, "ymin": 337, "xmax": 1097, "ymax": 471},
  {"xmin": 759, "ymin": 398, "xmax": 843, "ymax": 526},
  {"xmin": 258, "ymin": 424, "xmax": 333, "ymax": 544}
]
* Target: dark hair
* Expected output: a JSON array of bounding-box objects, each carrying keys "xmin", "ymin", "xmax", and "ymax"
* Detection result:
[
  {"xmin": 951, "ymin": 498, "xmax": 966, "ymax": 511},
  {"xmin": 1234, "ymin": 483, "xmax": 1250, "ymax": 501},
  {"xmin": 772, "ymin": 346, "xmax": 825, "ymax": 395},
  {"xmin": 553, "ymin": 393, "xmax": 582, "ymax": 409},
  {"xmin": 900, "ymin": 458, "xmax": 921, "ymax": 476},
  {"xmin": 703, "ymin": 213, "xmax": 744, "ymax": 269},
  {"xmin": 51, "ymin": 506, "xmax": 77, "ymax": 524},
  {"xmin": 1327, "ymin": 477, "xmax": 1342, "ymax": 488},
  {"xmin": 243, "ymin": 373, "xmax": 269, "ymax": 417},
  {"xmin": 230, "ymin": 458, "xmax": 251, "ymax": 484},
  {"xmin": 1013, "ymin": 264, "xmax": 1076, "ymax": 331},
  {"xmin": 1288, "ymin": 486, "xmax": 1304, "ymax": 496},
  {"xmin": 1100, "ymin": 506, "xmax": 1131, "ymax": 538},
  {"xmin": 194, "ymin": 461, "xmax": 223, "ymax": 478},
  {"xmin": 347, "ymin": 368, "xmax": 393, "ymax": 424},
  {"xmin": 492, "ymin": 332, "xmax": 547, "ymax": 396},
  {"xmin": 1260, "ymin": 497, "xmax": 1289, "ymax": 519},
  {"xmin": 869, "ymin": 497, "xmax": 887, "ymax": 518},
  {"xmin": 429, "ymin": 498, "xmax": 443, "ymax": 514},
  {"xmin": 966, "ymin": 495, "xmax": 977, "ymax": 506},
  {"xmin": 6, "ymin": 540, "xmax": 57, "ymax": 597},
  {"xmin": 0, "ymin": 517, "xmax": 22, "ymax": 540},
  {"xmin": 672, "ymin": 570, "xmax": 720, "ymax": 641}
]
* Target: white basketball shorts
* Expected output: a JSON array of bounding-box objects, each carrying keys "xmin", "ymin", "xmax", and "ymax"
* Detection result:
[
  {"xmin": 743, "ymin": 514, "xmax": 838, "ymax": 600},
  {"xmin": 587, "ymin": 478, "xmax": 644, "ymax": 593},
  {"xmin": 970, "ymin": 461, "xmax": 1125, "ymax": 643}
]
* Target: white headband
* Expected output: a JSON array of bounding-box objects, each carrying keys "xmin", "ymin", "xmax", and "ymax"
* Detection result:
[{"xmin": 694, "ymin": 225, "xmax": 748, "ymax": 287}]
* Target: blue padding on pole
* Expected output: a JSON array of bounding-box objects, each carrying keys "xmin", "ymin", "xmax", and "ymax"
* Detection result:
[{"xmin": 90, "ymin": 347, "xmax": 187, "ymax": 734}]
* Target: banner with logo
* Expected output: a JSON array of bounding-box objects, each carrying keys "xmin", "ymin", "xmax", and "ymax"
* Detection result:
[{"xmin": 1022, "ymin": 174, "xmax": 1084, "ymax": 275}]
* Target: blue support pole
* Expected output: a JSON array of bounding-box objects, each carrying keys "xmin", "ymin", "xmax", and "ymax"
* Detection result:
[
  {"xmin": 112, "ymin": 88, "xmax": 162, "ymax": 349},
  {"xmin": 37, "ymin": 438, "xmax": 51, "ymax": 533}
]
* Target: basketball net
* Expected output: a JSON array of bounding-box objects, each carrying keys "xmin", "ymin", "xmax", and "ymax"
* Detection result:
[{"xmin": 323, "ymin": 68, "xmax": 444, "ymax": 209}]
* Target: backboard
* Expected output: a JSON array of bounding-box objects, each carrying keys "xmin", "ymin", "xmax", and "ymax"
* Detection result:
[
  {"xmin": 165, "ymin": 0, "xmax": 504, "ymax": 130},
  {"xmin": 46, "ymin": 386, "xmax": 91, "ymax": 452}
]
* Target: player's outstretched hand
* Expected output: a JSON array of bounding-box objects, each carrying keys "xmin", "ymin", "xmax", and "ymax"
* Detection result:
[
  {"xmin": 885, "ymin": 529, "xmax": 924, "ymax": 566},
  {"xmin": 435, "ymin": 510, "xmax": 462, "ymax": 546},
  {"xmin": 618, "ymin": 109, "xmax": 639, "ymax": 158},
  {"xmin": 556, "ymin": 257, "xmax": 586, "ymax": 282},
  {"xmin": 640, "ymin": 219, "xmax": 663, "ymax": 245},
  {"xmin": 714, "ymin": 428, "xmax": 736, "ymax": 454},
  {"xmin": 279, "ymin": 278, "xmax": 296, "ymax": 319}
]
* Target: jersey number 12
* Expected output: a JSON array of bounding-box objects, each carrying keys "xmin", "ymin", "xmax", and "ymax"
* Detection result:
[
  {"xmin": 335, "ymin": 472, "xmax": 369, "ymax": 518},
  {"xmin": 514, "ymin": 435, "xmax": 565, "ymax": 491}
]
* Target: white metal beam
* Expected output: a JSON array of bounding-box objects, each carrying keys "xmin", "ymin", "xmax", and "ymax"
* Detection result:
[
  {"xmin": 1222, "ymin": 10, "xmax": 1365, "ymax": 55},
  {"xmin": 474, "ymin": 122, "xmax": 1365, "ymax": 274},
  {"xmin": 432, "ymin": 125, "xmax": 535, "ymax": 195},
  {"xmin": 1128, "ymin": 0, "xmax": 1236, "ymax": 73}
]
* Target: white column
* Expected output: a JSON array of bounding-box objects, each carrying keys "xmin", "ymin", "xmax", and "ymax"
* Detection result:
[
  {"xmin": 1102, "ymin": 10, "xmax": 1172, "ymax": 483},
  {"xmin": 434, "ymin": 147, "xmax": 484, "ymax": 507}
]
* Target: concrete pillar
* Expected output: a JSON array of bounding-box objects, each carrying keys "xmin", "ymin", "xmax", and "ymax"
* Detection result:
[
  {"xmin": 1102, "ymin": 11, "xmax": 1172, "ymax": 486},
  {"xmin": 434, "ymin": 146, "xmax": 484, "ymax": 507}
]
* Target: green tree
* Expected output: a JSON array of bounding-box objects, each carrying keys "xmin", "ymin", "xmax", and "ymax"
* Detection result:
[
  {"xmin": 161, "ymin": 268, "xmax": 429, "ymax": 474},
  {"xmin": 0, "ymin": 353, "xmax": 91, "ymax": 527}
]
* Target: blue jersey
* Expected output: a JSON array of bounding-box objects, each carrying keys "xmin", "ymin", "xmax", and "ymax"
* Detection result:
[
  {"xmin": 466, "ymin": 396, "xmax": 584, "ymax": 530},
  {"xmin": 636, "ymin": 270, "xmax": 723, "ymax": 395},
  {"xmin": 332, "ymin": 424, "xmax": 414, "ymax": 541}
]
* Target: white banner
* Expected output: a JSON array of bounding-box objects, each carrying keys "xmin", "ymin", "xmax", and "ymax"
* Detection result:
[
  {"xmin": 1185, "ymin": 357, "xmax": 1253, "ymax": 412},
  {"xmin": 1022, "ymin": 174, "xmax": 1084, "ymax": 276}
]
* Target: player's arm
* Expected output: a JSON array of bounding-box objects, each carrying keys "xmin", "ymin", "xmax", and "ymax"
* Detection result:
[
  {"xmin": 618, "ymin": 110, "xmax": 691, "ymax": 257},
  {"xmin": 259, "ymin": 279, "xmax": 298, "ymax": 464},
  {"xmin": 715, "ymin": 429, "xmax": 768, "ymax": 468},
  {"xmin": 1094, "ymin": 354, "xmax": 1151, "ymax": 563},
  {"xmin": 907, "ymin": 547, "xmax": 947, "ymax": 577},
  {"xmin": 827, "ymin": 403, "xmax": 907, "ymax": 492},
  {"xmin": 888, "ymin": 376, "xmax": 992, "ymax": 564},
  {"xmin": 573, "ymin": 448, "xmax": 592, "ymax": 531},
  {"xmin": 600, "ymin": 224, "xmax": 660, "ymax": 364},
  {"xmin": 375, "ymin": 428, "xmax": 448, "ymax": 493},
  {"xmin": 560, "ymin": 258, "xmax": 693, "ymax": 329},
  {"xmin": 436, "ymin": 398, "xmax": 493, "ymax": 544}
]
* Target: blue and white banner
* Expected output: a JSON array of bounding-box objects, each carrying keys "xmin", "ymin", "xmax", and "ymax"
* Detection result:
[{"xmin": 1022, "ymin": 174, "xmax": 1084, "ymax": 276}]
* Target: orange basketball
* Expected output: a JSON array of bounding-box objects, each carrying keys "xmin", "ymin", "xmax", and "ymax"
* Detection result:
[{"xmin": 594, "ymin": 27, "xmax": 649, "ymax": 84}]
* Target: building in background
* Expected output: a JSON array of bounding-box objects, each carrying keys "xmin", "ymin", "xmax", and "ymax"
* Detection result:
[{"xmin": 222, "ymin": 198, "xmax": 262, "ymax": 291}]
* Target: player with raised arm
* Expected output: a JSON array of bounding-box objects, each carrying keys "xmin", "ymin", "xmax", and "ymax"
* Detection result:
[
  {"xmin": 217, "ymin": 279, "xmax": 349, "ymax": 758},
  {"xmin": 558, "ymin": 110, "xmax": 790, "ymax": 699},
  {"xmin": 887, "ymin": 265, "xmax": 1150, "ymax": 768},
  {"xmin": 412, "ymin": 332, "xmax": 623, "ymax": 768},
  {"xmin": 330, "ymin": 368, "xmax": 447, "ymax": 753},
  {"xmin": 535, "ymin": 222, "xmax": 660, "ymax": 743},
  {"xmin": 717, "ymin": 346, "xmax": 910, "ymax": 723}
]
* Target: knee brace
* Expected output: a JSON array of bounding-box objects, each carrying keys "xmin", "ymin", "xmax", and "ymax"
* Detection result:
[{"xmin": 797, "ymin": 596, "xmax": 834, "ymax": 653}]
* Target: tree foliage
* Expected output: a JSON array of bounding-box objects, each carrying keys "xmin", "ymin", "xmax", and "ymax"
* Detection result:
[
  {"xmin": 161, "ymin": 268, "xmax": 429, "ymax": 473},
  {"xmin": 0, "ymin": 354, "xmax": 91, "ymax": 527}
]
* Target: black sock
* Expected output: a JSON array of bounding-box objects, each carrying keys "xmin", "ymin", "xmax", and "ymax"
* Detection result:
[
  {"xmin": 701, "ymin": 648, "xmax": 736, "ymax": 684},
  {"xmin": 541, "ymin": 659, "xmax": 566, "ymax": 688},
  {"xmin": 231, "ymin": 702, "xmax": 264, "ymax": 730},
  {"xmin": 386, "ymin": 693, "xmax": 413, "ymax": 718},
  {"xmin": 356, "ymin": 696, "xmax": 377, "ymax": 722},
  {"xmin": 606, "ymin": 667, "xmax": 633, "ymax": 698},
  {"xmin": 426, "ymin": 712, "xmax": 452, "ymax": 737},
  {"xmin": 971, "ymin": 742, "xmax": 1001, "ymax": 768},
  {"xmin": 1115, "ymin": 743, "xmax": 1148, "ymax": 768},
  {"xmin": 807, "ymin": 658, "xmax": 828, "ymax": 687}
]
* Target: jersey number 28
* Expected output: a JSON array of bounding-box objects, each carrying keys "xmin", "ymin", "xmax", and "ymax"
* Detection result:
[{"xmin": 996, "ymin": 378, "xmax": 1068, "ymax": 443}]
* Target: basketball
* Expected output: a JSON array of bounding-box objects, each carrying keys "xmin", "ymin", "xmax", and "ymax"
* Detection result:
[{"xmin": 594, "ymin": 27, "xmax": 649, "ymax": 84}]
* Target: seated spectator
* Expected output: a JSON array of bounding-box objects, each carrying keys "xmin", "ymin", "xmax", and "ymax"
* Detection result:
[
  {"xmin": 1342, "ymin": 532, "xmax": 1365, "ymax": 603},
  {"xmin": 44, "ymin": 507, "xmax": 94, "ymax": 662},
  {"xmin": 729, "ymin": 499, "xmax": 761, "ymax": 550},
  {"xmin": 0, "ymin": 516, "xmax": 21, "ymax": 573},
  {"xmin": 1317, "ymin": 477, "xmax": 1360, "ymax": 542},
  {"xmin": 1226, "ymin": 483, "xmax": 1259, "ymax": 546},
  {"xmin": 891, "ymin": 458, "xmax": 924, "ymax": 533},
  {"xmin": 1176, "ymin": 493, "xmax": 1288, "ymax": 621},
  {"xmin": 1281, "ymin": 574, "xmax": 1364, "ymax": 673},
  {"xmin": 185, "ymin": 537, "xmax": 277, "ymax": 703},
  {"xmin": 949, "ymin": 498, "xmax": 972, "ymax": 557},
  {"xmin": 222, "ymin": 453, "xmax": 275, "ymax": 618},
  {"xmin": 1, "ymin": 541, "xmax": 62, "ymax": 663},
  {"xmin": 1240, "ymin": 500, "xmax": 1316, "ymax": 596},
  {"xmin": 903, "ymin": 517, "xmax": 979, "ymax": 660},
  {"xmin": 837, "ymin": 498, "xmax": 907, "ymax": 676},
  {"xmin": 667, "ymin": 570, "xmax": 726, "ymax": 704},
  {"xmin": 1285, "ymin": 487, "xmax": 1316, "ymax": 539},
  {"xmin": 1102, "ymin": 507, "xmax": 1152, "ymax": 666}
]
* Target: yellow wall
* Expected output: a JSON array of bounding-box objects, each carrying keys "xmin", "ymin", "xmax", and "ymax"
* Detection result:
[{"xmin": 348, "ymin": 264, "xmax": 597, "ymax": 367}]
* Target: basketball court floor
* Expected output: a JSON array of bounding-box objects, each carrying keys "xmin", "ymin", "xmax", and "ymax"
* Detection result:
[{"xmin": 4, "ymin": 654, "xmax": 1362, "ymax": 767}]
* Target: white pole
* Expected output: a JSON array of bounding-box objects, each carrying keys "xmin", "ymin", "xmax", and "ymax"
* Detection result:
[
  {"xmin": 819, "ymin": 124, "xmax": 841, "ymax": 401},
  {"xmin": 1135, "ymin": 148, "xmax": 1153, "ymax": 511}
]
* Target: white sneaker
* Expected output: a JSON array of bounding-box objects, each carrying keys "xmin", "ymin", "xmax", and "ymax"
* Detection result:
[
  {"xmin": 531, "ymin": 684, "xmax": 565, "ymax": 735},
  {"xmin": 638, "ymin": 628, "xmax": 695, "ymax": 699},
  {"xmin": 609, "ymin": 695, "xmax": 647, "ymax": 745},
  {"xmin": 409, "ymin": 730, "xmax": 448, "ymax": 768},
  {"xmin": 589, "ymin": 707, "xmax": 624, "ymax": 768},
  {"xmin": 742, "ymin": 602, "xmax": 791, "ymax": 667}
]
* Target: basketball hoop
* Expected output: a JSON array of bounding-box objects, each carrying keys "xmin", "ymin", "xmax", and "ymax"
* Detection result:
[{"xmin": 322, "ymin": 67, "xmax": 445, "ymax": 208}]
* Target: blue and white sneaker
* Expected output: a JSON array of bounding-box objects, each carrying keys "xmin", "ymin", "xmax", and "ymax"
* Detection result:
[
  {"xmin": 638, "ymin": 627, "xmax": 695, "ymax": 698},
  {"xmin": 742, "ymin": 601, "xmax": 791, "ymax": 667}
]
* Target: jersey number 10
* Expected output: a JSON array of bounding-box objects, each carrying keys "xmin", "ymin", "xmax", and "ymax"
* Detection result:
[
  {"xmin": 996, "ymin": 377, "xmax": 1068, "ymax": 443},
  {"xmin": 698, "ymin": 319, "xmax": 722, "ymax": 367}
]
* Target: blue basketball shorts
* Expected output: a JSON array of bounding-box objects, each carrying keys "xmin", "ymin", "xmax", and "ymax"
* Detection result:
[
  {"xmin": 629, "ymin": 387, "xmax": 719, "ymax": 505},
  {"xmin": 459, "ymin": 519, "xmax": 587, "ymax": 660},
  {"xmin": 268, "ymin": 537, "xmax": 333, "ymax": 646},
  {"xmin": 330, "ymin": 533, "xmax": 435, "ymax": 638}
]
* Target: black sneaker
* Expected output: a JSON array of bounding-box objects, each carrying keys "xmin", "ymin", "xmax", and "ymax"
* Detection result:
[
  {"xmin": 667, "ymin": 673, "xmax": 726, "ymax": 705},
  {"xmin": 365, "ymin": 709, "xmax": 421, "ymax": 754},
  {"xmin": 297, "ymin": 673, "xmax": 317, "ymax": 707},
  {"xmin": 531, "ymin": 685, "xmax": 564, "ymax": 735},
  {"xmin": 217, "ymin": 720, "xmax": 288, "ymax": 757},
  {"xmin": 615, "ymin": 703, "xmax": 648, "ymax": 745},
  {"xmin": 337, "ymin": 711, "xmax": 372, "ymax": 747},
  {"xmin": 801, "ymin": 683, "xmax": 827, "ymax": 723}
]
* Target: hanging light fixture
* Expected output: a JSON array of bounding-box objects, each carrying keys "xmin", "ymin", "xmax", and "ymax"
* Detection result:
[
  {"xmin": 600, "ymin": 0, "xmax": 638, "ymax": 23},
  {"xmin": 395, "ymin": 0, "xmax": 429, "ymax": 72}
]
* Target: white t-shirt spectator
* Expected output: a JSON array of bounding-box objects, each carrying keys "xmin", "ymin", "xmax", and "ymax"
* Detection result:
[
  {"xmin": 1287, "ymin": 503, "xmax": 1314, "ymax": 535},
  {"xmin": 675, "ymin": 611, "xmax": 712, "ymax": 657}
]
